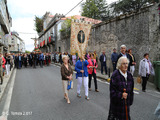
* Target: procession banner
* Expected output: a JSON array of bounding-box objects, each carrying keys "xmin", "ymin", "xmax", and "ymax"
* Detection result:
[{"xmin": 70, "ymin": 20, "xmax": 92, "ymax": 58}]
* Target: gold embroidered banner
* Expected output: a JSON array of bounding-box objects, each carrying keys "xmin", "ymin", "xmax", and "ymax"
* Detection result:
[{"xmin": 70, "ymin": 20, "xmax": 92, "ymax": 58}]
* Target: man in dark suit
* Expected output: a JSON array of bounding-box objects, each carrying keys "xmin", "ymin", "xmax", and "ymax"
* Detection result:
[
  {"xmin": 14, "ymin": 54, "xmax": 19, "ymax": 69},
  {"xmin": 116, "ymin": 45, "xmax": 131, "ymax": 71},
  {"xmin": 29, "ymin": 53, "xmax": 33, "ymax": 67},
  {"xmin": 21, "ymin": 54, "xmax": 24, "ymax": 68},
  {"xmin": 33, "ymin": 52, "xmax": 37, "ymax": 68},
  {"xmin": 18, "ymin": 54, "xmax": 22, "ymax": 69},
  {"xmin": 111, "ymin": 48, "xmax": 118, "ymax": 71},
  {"xmin": 99, "ymin": 51, "xmax": 107, "ymax": 75}
]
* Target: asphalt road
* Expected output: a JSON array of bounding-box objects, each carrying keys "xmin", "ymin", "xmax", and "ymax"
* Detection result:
[{"xmin": 0, "ymin": 65, "xmax": 159, "ymax": 120}]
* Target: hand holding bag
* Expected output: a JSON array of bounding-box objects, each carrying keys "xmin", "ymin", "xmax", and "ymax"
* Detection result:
[{"xmin": 67, "ymin": 80, "xmax": 73, "ymax": 90}]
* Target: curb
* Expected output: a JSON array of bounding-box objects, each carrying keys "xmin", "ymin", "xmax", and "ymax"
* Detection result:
[{"xmin": 0, "ymin": 67, "xmax": 15, "ymax": 102}]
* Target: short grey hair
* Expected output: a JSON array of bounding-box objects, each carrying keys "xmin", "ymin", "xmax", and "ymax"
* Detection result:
[
  {"xmin": 120, "ymin": 45, "xmax": 127, "ymax": 49},
  {"xmin": 116, "ymin": 57, "xmax": 129, "ymax": 69}
]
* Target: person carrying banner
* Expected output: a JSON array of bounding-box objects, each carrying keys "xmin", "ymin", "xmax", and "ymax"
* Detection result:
[{"xmin": 75, "ymin": 54, "xmax": 89, "ymax": 100}]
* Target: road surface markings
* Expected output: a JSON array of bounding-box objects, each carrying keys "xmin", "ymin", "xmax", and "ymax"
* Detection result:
[
  {"xmin": 147, "ymin": 92, "xmax": 160, "ymax": 99},
  {"xmin": 0, "ymin": 69, "xmax": 17, "ymax": 120},
  {"xmin": 134, "ymin": 88, "xmax": 139, "ymax": 91},
  {"xmin": 155, "ymin": 91, "xmax": 160, "ymax": 95},
  {"xmin": 97, "ymin": 79, "xmax": 140, "ymax": 94},
  {"xmin": 133, "ymin": 91, "xmax": 139, "ymax": 94}
]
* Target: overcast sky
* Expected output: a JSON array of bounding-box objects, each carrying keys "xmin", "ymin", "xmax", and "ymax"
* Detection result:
[{"xmin": 7, "ymin": 0, "xmax": 117, "ymax": 51}]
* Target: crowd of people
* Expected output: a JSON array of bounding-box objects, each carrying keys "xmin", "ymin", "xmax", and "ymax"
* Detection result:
[
  {"xmin": 13, "ymin": 52, "xmax": 52, "ymax": 69},
  {"xmin": 0, "ymin": 52, "xmax": 53, "ymax": 80},
  {"xmin": 0, "ymin": 44, "xmax": 156, "ymax": 119},
  {"xmin": 60, "ymin": 44, "xmax": 155, "ymax": 120}
]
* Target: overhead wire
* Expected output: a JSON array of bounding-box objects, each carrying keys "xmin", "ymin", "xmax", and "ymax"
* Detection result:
[
  {"xmin": 17, "ymin": 0, "xmax": 84, "ymax": 36},
  {"xmin": 65, "ymin": 0, "xmax": 84, "ymax": 16}
]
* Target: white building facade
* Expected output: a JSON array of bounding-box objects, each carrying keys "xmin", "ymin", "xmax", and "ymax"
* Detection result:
[
  {"xmin": 10, "ymin": 32, "xmax": 25, "ymax": 53},
  {"xmin": 0, "ymin": 0, "xmax": 12, "ymax": 53}
]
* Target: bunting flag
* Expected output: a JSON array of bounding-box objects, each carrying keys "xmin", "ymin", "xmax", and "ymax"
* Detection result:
[{"xmin": 70, "ymin": 20, "xmax": 92, "ymax": 58}]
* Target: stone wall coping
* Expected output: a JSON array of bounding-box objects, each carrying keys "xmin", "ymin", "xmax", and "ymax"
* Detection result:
[{"xmin": 92, "ymin": 3, "xmax": 156, "ymax": 29}]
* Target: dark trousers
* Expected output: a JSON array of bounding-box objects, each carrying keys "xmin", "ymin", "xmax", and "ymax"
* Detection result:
[
  {"xmin": 46, "ymin": 60, "xmax": 49, "ymax": 66},
  {"xmin": 108, "ymin": 104, "xmax": 131, "ymax": 120},
  {"xmin": 142, "ymin": 75, "xmax": 150, "ymax": 91},
  {"xmin": 89, "ymin": 72, "xmax": 98, "ymax": 90},
  {"xmin": 24, "ymin": 61, "xmax": 27, "ymax": 67},
  {"xmin": 112, "ymin": 62, "xmax": 117, "ymax": 71},
  {"xmin": 101, "ymin": 62, "xmax": 107, "ymax": 74},
  {"xmin": 19, "ymin": 61, "xmax": 22, "ymax": 69},
  {"xmin": 16, "ymin": 62, "xmax": 18, "ymax": 69},
  {"xmin": 29, "ymin": 60, "xmax": 32, "ymax": 67},
  {"xmin": 40, "ymin": 60, "xmax": 43, "ymax": 68},
  {"xmin": 33, "ymin": 60, "xmax": 36, "ymax": 68}
]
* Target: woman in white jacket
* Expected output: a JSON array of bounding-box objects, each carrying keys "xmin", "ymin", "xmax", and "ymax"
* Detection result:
[{"xmin": 139, "ymin": 53, "xmax": 155, "ymax": 92}]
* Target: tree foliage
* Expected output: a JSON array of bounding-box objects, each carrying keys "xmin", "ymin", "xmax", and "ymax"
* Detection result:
[
  {"xmin": 60, "ymin": 16, "xmax": 76, "ymax": 37},
  {"xmin": 81, "ymin": 0, "xmax": 108, "ymax": 20},
  {"xmin": 34, "ymin": 16, "xmax": 43, "ymax": 33},
  {"xmin": 81, "ymin": 0, "xmax": 98, "ymax": 19},
  {"xmin": 25, "ymin": 50, "xmax": 31, "ymax": 53},
  {"xmin": 110, "ymin": 0, "xmax": 156, "ymax": 15},
  {"xmin": 81, "ymin": 0, "xmax": 158, "ymax": 20}
]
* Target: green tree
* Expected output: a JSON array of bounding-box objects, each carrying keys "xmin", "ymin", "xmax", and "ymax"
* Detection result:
[
  {"xmin": 81, "ymin": 0, "xmax": 98, "ymax": 19},
  {"xmin": 60, "ymin": 16, "xmax": 76, "ymax": 37},
  {"xmin": 34, "ymin": 16, "xmax": 43, "ymax": 33},
  {"xmin": 94, "ymin": 0, "xmax": 109, "ymax": 20},
  {"xmin": 81, "ymin": 0, "xmax": 110, "ymax": 21},
  {"xmin": 25, "ymin": 50, "xmax": 31, "ymax": 53},
  {"xmin": 110, "ymin": 0, "xmax": 156, "ymax": 15}
]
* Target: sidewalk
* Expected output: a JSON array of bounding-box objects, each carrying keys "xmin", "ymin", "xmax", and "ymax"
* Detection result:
[
  {"xmin": 53, "ymin": 62, "xmax": 158, "ymax": 93},
  {"xmin": 0, "ymin": 67, "xmax": 14, "ymax": 102}
]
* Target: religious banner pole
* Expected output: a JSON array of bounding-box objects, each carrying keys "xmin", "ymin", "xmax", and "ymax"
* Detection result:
[
  {"xmin": 80, "ymin": 31, "xmax": 84, "ymax": 81},
  {"xmin": 70, "ymin": 19, "xmax": 92, "ymax": 82}
]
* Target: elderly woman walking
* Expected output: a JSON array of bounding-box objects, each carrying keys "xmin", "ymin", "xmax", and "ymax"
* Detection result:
[
  {"xmin": 108, "ymin": 57, "xmax": 134, "ymax": 120},
  {"xmin": 61, "ymin": 55, "xmax": 73, "ymax": 104},
  {"xmin": 139, "ymin": 53, "xmax": 155, "ymax": 92},
  {"xmin": 75, "ymin": 54, "xmax": 89, "ymax": 100}
]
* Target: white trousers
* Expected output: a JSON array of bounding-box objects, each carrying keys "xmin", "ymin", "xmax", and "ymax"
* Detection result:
[
  {"xmin": 77, "ymin": 77, "xmax": 88, "ymax": 97},
  {"xmin": 130, "ymin": 66, "xmax": 135, "ymax": 76},
  {"xmin": 5, "ymin": 64, "xmax": 10, "ymax": 75}
]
